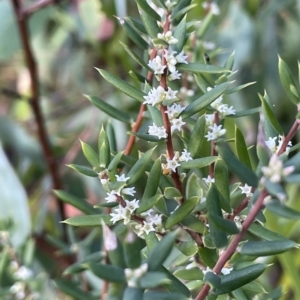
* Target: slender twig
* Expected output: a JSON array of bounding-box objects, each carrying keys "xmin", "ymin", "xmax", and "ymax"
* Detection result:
[{"xmin": 11, "ymin": 0, "xmax": 66, "ymax": 236}]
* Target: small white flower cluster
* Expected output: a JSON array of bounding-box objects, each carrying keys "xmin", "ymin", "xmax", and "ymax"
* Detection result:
[
  {"xmin": 202, "ymin": 1, "xmax": 220, "ymax": 15},
  {"xmin": 204, "ymin": 123, "xmax": 226, "ymax": 141},
  {"xmin": 180, "ymin": 87, "xmax": 195, "ymax": 97},
  {"xmin": 239, "ymin": 184, "xmax": 253, "ymax": 198},
  {"xmin": 148, "ymin": 47, "xmax": 188, "ymax": 81},
  {"xmin": 162, "ymin": 149, "xmax": 192, "ymax": 173},
  {"xmin": 144, "ymin": 86, "xmax": 178, "ymax": 106},
  {"xmin": 125, "ymin": 263, "xmax": 148, "ymax": 287},
  {"xmin": 157, "ymin": 31, "xmax": 178, "ymax": 45},
  {"xmin": 261, "ymin": 154, "xmax": 294, "ymax": 183},
  {"xmin": 265, "ymin": 136, "xmax": 292, "ymax": 154},
  {"xmin": 165, "ymin": 103, "xmax": 186, "ymax": 133},
  {"xmin": 208, "ymin": 88, "xmax": 236, "ymax": 118},
  {"xmin": 148, "ymin": 123, "xmax": 168, "ymax": 139},
  {"xmin": 135, "ymin": 209, "xmax": 164, "ymax": 236},
  {"xmin": 203, "ymin": 175, "xmax": 215, "ymax": 185}
]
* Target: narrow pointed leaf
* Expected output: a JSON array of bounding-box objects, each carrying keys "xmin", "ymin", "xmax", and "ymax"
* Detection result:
[
  {"xmin": 124, "ymin": 287, "xmax": 144, "ymax": 300},
  {"xmin": 148, "ymin": 105, "xmax": 164, "ymax": 126},
  {"xmin": 54, "ymin": 190, "xmax": 96, "ymax": 215},
  {"xmin": 177, "ymin": 63, "xmax": 230, "ymax": 74},
  {"xmin": 136, "ymin": 194, "xmax": 162, "ymax": 214},
  {"xmin": 217, "ymin": 144, "xmax": 258, "ymax": 187},
  {"xmin": 265, "ymin": 199, "xmax": 300, "ymax": 219},
  {"xmin": 129, "ymin": 131, "xmax": 165, "ymax": 142},
  {"xmin": 180, "ymin": 156, "xmax": 218, "ymax": 169},
  {"xmin": 126, "ymin": 17, "xmax": 147, "ymax": 34},
  {"xmin": 197, "ymin": 12, "xmax": 213, "ymax": 38},
  {"xmin": 146, "ymin": 231, "xmax": 177, "ymax": 271},
  {"xmin": 164, "ymin": 187, "xmax": 182, "ymax": 199},
  {"xmin": 235, "ymin": 126, "xmax": 252, "ymax": 169},
  {"xmin": 139, "ymin": 272, "xmax": 170, "ymax": 288},
  {"xmin": 228, "ymin": 107, "xmax": 260, "ymax": 118},
  {"xmin": 144, "ymin": 291, "xmax": 189, "ymax": 300},
  {"xmin": 140, "ymin": 9, "xmax": 161, "ymax": 38},
  {"xmin": 278, "ymin": 56, "xmax": 300, "ymax": 104},
  {"xmin": 172, "ymin": 4, "xmax": 198, "ymax": 22},
  {"xmin": 224, "ymin": 51, "xmax": 235, "ymax": 70},
  {"xmin": 127, "ymin": 147, "xmax": 156, "ymax": 185},
  {"xmin": 174, "ymin": 268, "xmax": 203, "ymax": 280},
  {"xmin": 181, "ymin": 214, "xmax": 206, "ymax": 234},
  {"xmin": 172, "ymin": 16, "xmax": 186, "ymax": 53},
  {"xmin": 198, "ymin": 247, "xmax": 218, "ymax": 268},
  {"xmin": 209, "ymin": 212, "xmax": 239, "ymax": 234},
  {"xmin": 248, "ymin": 223, "xmax": 287, "ymax": 241},
  {"xmin": 225, "ymin": 82, "xmax": 256, "ymax": 94},
  {"xmin": 67, "ymin": 164, "xmax": 98, "ymax": 177},
  {"xmin": 172, "ymin": 0, "xmax": 191, "ymax": 24},
  {"xmin": 124, "ymin": 233, "xmax": 142, "ymax": 269},
  {"xmin": 187, "ymin": 115, "xmax": 206, "ymax": 158},
  {"xmin": 135, "ymin": 0, "xmax": 161, "ymax": 21},
  {"xmin": 239, "ymin": 240, "xmax": 297, "ymax": 256},
  {"xmin": 98, "ymin": 127, "xmax": 111, "ymax": 167},
  {"xmin": 165, "ymin": 197, "xmax": 198, "ymax": 229},
  {"xmin": 86, "ymin": 262, "xmax": 125, "ymax": 282},
  {"xmin": 96, "ymin": 68, "xmax": 146, "ymax": 102},
  {"xmin": 213, "ymin": 264, "xmax": 266, "ymax": 295},
  {"xmin": 63, "ymin": 214, "xmax": 112, "ymax": 227},
  {"xmin": 181, "ymin": 82, "xmax": 232, "ymax": 118},
  {"xmin": 81, "ymin": 141, "xmax": 99, "ymax": 167}
]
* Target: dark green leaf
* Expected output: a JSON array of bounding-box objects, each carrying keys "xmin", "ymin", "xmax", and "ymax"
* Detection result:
[
  {"xmin": 140, "ymin": 8, "xmax": 161, "ymax": 38},
  {"xmin": 180, "ymin": 156, "xmax": 218, "ymax": 169},
  {"xmin": 172, "ymin": 16, "xmax": 186, "ymax": 53},
  {"xmin": 209, "ymin": 212, "xmax": 239, "ymax": 234},
  {"xmin": 181, "ymin": 214, "xmax": 206, "ymax": 234},
  {"xmin": 136, "ymin": 0, "xmax": 161, "ymax": 21},
  {"xmin": 198, "ymin": 247, "xmax": 218, "ymax": 268},
  {"xmin": 139, "ymin": 272, "xmax": 170, "ymax": 288},
  {"xmin": 248, "ymin": 223, "xmax": 287, "ymax": 241},
  {"xmin": 123, "ymin": 287, "xmax": 144, "ymax": 300},
  {"xmin": 129, "ymin": 131, "xmax": 165, "ymax": 142},
  {"xmin": 235, "ymin": 126, "xmax": 252, "ymax": 169},
  {"xmin": 177, "ymin": 63, "xmax": 230, "ymax": 74},
  {"xmin": 224, "ymin": 82, "xmax": 256, "ymax": 94},
  {"xmin": 174, "ymin": 268, "xmax": 204, "ymax": 280},
  {"xmin": 187, "ymin": 115, "xmax": 206, "ymax": 158},
  {"xmin": 265, "ymin": 199, "xmax": 300, "ymax": 219},
  {"xmin": 63, "ymin": 214, "xmax": 112, "ymax": 227},
  {"xmin": 80, "ymin": 140, "xmax": 99, "ymax": 167},
  {"xmin": 144, "ymin": 291, "xmax": 189, "ymax": 300},
  {"xmin": 67, "ymin": 164, "xmax": 98, "ymax": 177},
  {"xmin": 136, "ymin": 194, "xmax": 162, "ymax": 214},
  {"xmin": 86, "ymin": 262, "xmax": 125, "ymax": 282}
]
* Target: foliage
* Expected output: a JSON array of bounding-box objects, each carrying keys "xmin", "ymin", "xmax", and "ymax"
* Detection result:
[{"xmin": 1, "ymin": 0, "xmax": 300, "ymax": 299}]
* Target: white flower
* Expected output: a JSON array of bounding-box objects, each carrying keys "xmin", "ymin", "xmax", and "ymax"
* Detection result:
[
  {"xmin": 265, "ymin": 136, "xmax": 292, "ymax": 154},
  {"xmin": 115, "ymin": 174, "xmax": 130, "ymax": 182},
  {"xmin": 211, "ymin": 96, "xmax": 223, "ymax": 109},
  {"xmin": 203, "ymin": 175, "xmax": 215, "ymax": 184},
  {"xmin": 186, "ymin": 89, "xmax": 195, "ymax": 97},
  {"xmin": 203, "ymin": 41, "xmax": 216, "ymax": 50},
  {"xmin": 165, "ymin": 87, "xmax": 178, "ymax": 100},
  {"xmin": 14, "ymin": 266, "xmax": 33, "ymax": 280},
  {"xmin": 110, "ymin": 206, "xmax": 131, "ymax": 225},
  {"xmin": 136, "ymin": 221, "xmax": 156, "ymax": 236},
  {"xmin": 10, "ymin": 282, "xmax": 25, "ymax": 299},
  {"xmin": 176, "ymin": 51, "xmax": 188, "ymax": 64},
  {"xmin": 221, "ymin": 267, "xmax": 233, "ymax": 275},
  {"xmin": 125, "ymin": 263, "xmax": 148, "ymax": 287},
  {"xmin": 166, "ymin": 156, "xmax": 181, "ymax": 172},
  {"xmin": 205, "ymin": 114, "xmax": 215, "ymax": 126},
  {"xmin": 105, "ymin": 190, "xmax": 118, "ymax": 202},
  {"xmin": 217, "ymin": 104, "xmax": 236, "ymax": 117},
  {"xmin": 143, "ymin": 86, "xmax": 166, "ymax": 106},
  {"xmin": 147, "ymin": 0, "xmax": 164, "ymax": 17},
  {"xmin": 125, "ymin": 199, "xmax": 139, "ymax": 213},
  {"xmin": 205, "ymin": 123, "xmax": 226, "ymax": 141},
  {"xmin": 148, "ymin": 123, "xmax": 168, "ymax": 139},
  {"xmin": 141, "ymin": 209, "xmax": 154, "ymax": 217},
  {"xmin": 277, "ymin": 136, "xmax": 292, "ymax": 154},
  {"xmin": 168, "ymin": 70, "xmax": 182, "ymax": 80},
  {"xmin": 165, "ymin": 103, "xmax": 185, "ymax": 119},
  {"xmin": 158, "ymin": 31, "xmax": 178, "ymax": 44},
  {"xmin": 171, "ymin": 117, "xmax": 186, "ymax": 133},
  {"xmin": 200, "ymin": 197, "xmax": 206, "ymax": 203},
  {"xmin": 261, "ymin": 154, "xmax": 295, "ymax": 183},
  {"xmin": 202, "ymin": 1, "xmax": 220, "ymax": 15},
  {"xmin": 179, "ymin": 149, "xmax": 192, "ymax": 162},
  {"xmin": 122, "ymin": 187, "xmax": 136, "ymax": 196},
  {"xmin": 150, "ymin": 214, "xmax": 163, "ymax": 226},
  {"xmin": 148, "ymin": 56, "xmax": 166, "ymax": 75},
  {"xmin": 239, "ymin": 184, "xmax": 253, "ymax": 198}
]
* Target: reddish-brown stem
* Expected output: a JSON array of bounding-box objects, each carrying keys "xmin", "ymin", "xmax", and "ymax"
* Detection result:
[
  {"xmin": 195, "ymin": 189, "xmax": 268, "ymax": 300},
  {"xmin": 11, "ymin": 0, "xmax": 66, "ymax": 235},
  {"xmin": 123, "ymin": 48, "xmax": 157, "ymax": 156},
  {"xmin": 277, "ymin": 119, "xmax": 300, "ymax": 155}
]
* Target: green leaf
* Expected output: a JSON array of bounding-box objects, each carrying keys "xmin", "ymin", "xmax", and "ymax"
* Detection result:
[
  {"xmin": 224, "ymin": 51, "xmax": 235, "ymax": 70},
  {"xmin": 164, "ymin": 187, "xmax": 182, "ymax": 199},
  {"xmin": 265, "ymin": 199, "xmax": 300, "ymax": 219},
  {"xmin": 180, "ymin": 214, "xmax": 206, "ymax": 234},
  {"xmin": 62, "ymin": 214, "xmax": 112, "ymax": 227},
  {"xmin": 146, "ymin": 231, "xmax": 177, "ymax": 271},
  {"xmin": 54, "ymin": 190, "xmax": 96, "ymax": 215},
  {"xmin": 54, "ymin": 279, "xmax": 96, "ymax": 300},
  {"xmin": 228, "ymin": 107, "xmax": 260, "ymax": 118},
  {"xmin": 209, "ymin": 212, "xmax": 239, "ymax": 234},
  {"xmin": 121, "ymin": 42, "xmax": 152, "ymax": 71},
  {"xmin": 248, "ymin": 223, "xmax": 287, "ymax": 241},
  {"xmin": 172, "ymin": 4, "xmax": 198, "ymax": 22},
  {"xmin": 177, "ymin": 63, "xmax": 230, "ymax": 74},
  {"xmin": 165, "ymin": 197, "xmax": 198, "ymax": 229},
  {"xmin": 174, "ymin": 268, "xmax": 204, "ymax": 281},
  {"xmin": 140, "ymin": 8, "xmax": 161, "ymax": 39},
  {"xmin": 148, "ymin": 104, "xmax": 164, "ymax": 126},
  {"xmin": 144, "ymin": 291, "xmax": 189, "ymax": 300},
  {"xmin": 108, "ymin": 151, "xmax": 124, "ymax": 172},
  {"xmin": 98, "ymin": 126, "xmax": 111, "ymax": 168},
  {"xmin": 123, "ymin": 287, "xmax": 144, "ymax": 300},
  {"xmin": 213, "ymin": 264, "xmax": 266, "ymax": 295},
  {"xmin": 129, "ymin": 131, "xmax": 165, "ymax": 142},
  {"xmin": 67, "ymin": 164, "xmax": 98, "ymax": 177},
  {"xmin": 239, "ymin": 240, "xmax": 298, "ymax": 256},
  {"xmin": 278, "ymin": 55, "xmax": 300, "ymax": 105},
  {"xmin": 172, "ymin": 16, "xmax": 186, "ymax": 53},
  {"xmin": 127, "ymin": 147, "xmax": 156, "ymax": 185},
  {"xmin": 85, "ymin": 95, "xmax": 131, "ymax": 123},
  {"xmin": 177, "ymin": 241, "xmax": 198, "ymax": 256},
  {"xmin": 86, "ymin": 262, "xmax": 125, "ymax": 282},
  {"xmin": 96, "ymin": 68, "xmax": 146, "ymax": 102},
  {"xmin": 217, "ymin": 144, "xmax": 258, "ymax": 187},
  {"xmin": 139, "ymin": 272, "xmax": 170, "ymax": 288},
  {"xmin": 130, "ymin": 70, "xmax": 148, "ymax": 83},
  {"xmin": 187, "ymin": 115, "xmax": 206, "ymax": 158},
  {"xmin": 126, "ymin": 17, "xmax": 147, "ymax": 34},
  {"xmin": 135, "ymin": 0, "xmax": 161, "ymax": 21},
  {"xmin": 94, "ymin": 202, "xmax": 119, "ymax": 208},
  {"xmin": 124, "ymin": 233, "xmax": 142, "ymax": 269},
  {"xmin": 214, "ymin": 159, "xmax": 231, "ymax": 212},
  {"xmin": 259, "ymin": 93, "xmax": 283, "ymax": 135},
  {"xmin": 197, "ymin": 12, "xmax": 213, "ymax": 38},
  {"xmin": 180, "ymin": 156, "xmax": 218, "ymax": 169},
  {"xmin": 206, "ymin": 184, "xmax": 228, "ymax": 248},
  {"xmin": 198, "ymin": 247, "xmax": 218, "ymax": 268},
  {"xmin": 122, "ymin": 18, "xmax": 149, "ymax": 50},
  {"xmin": 181, "ymin": 82, "xmax": 232, "ymax": 119},
  {"xmin": 136, "ymin": 194, "xmax": 162, "ymax": 214},
  {"xmin": 204, "ymin": 271, "xmax": 221, "ymax": 288},
  {"xmin": 80, "ymin": 140, "xmax": 99, "ymax": 167},
  {"xmin": 172, "ymin": 0, "xmax": 191, "ymax": 24},
  {"xmin": 142, "ymin": 157, "xmax": 161, "ymax": 201},
  {"xmin": 224, "ymin": 82, "xmax": 256, "ymax": 94},
  {"xmin": 235, "ymin": 126, "xmax": 252, "ymax": 169}
]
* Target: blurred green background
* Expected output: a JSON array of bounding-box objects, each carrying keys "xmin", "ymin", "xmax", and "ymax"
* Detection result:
[{"xmin": 1, "ymin": 0, "xmax": 300, "ymax": 298}]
